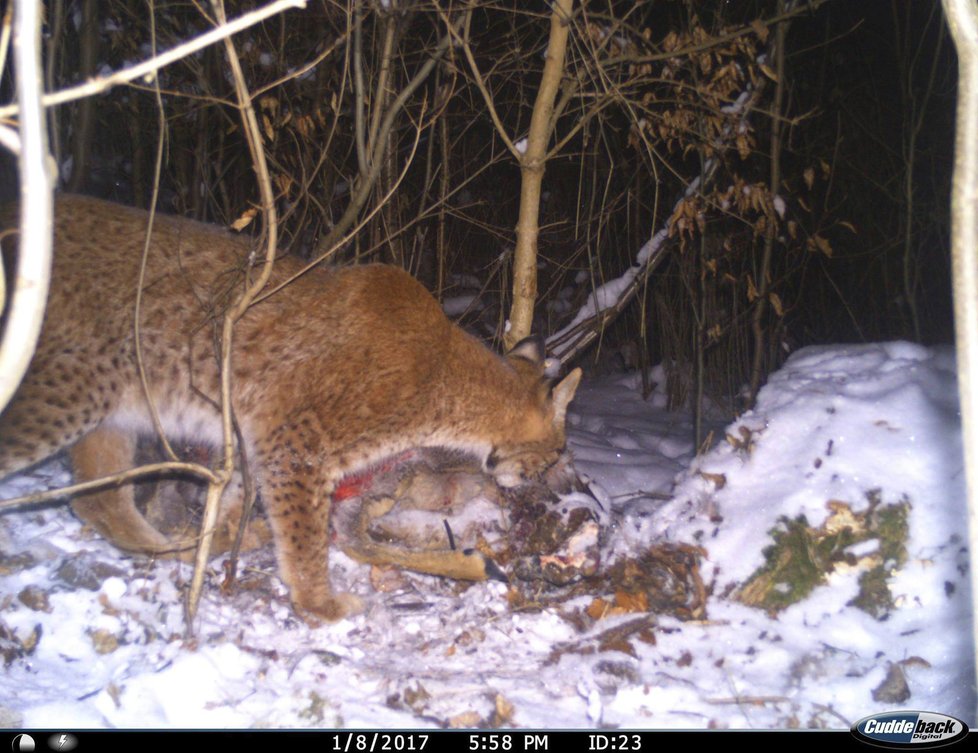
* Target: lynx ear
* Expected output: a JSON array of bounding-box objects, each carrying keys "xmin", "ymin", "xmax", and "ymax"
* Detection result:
[
  {"xmin": 551, "ymin": 367, "xmax": 582, "ymax": 423},
  {"xmin": 507, "ymin": 335, "xmax": 546, "ymax": 365}
]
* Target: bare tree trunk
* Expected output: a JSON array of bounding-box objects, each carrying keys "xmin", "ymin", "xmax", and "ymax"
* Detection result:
[
  {"xmin": 940, "ymin": 0, "xmax": 978, "ymax": 719},
  {"xmin": 381, "ymin": 88, "xmax": 404, "ymax": 265},
  {"xmin": 504, "ymin": 0, "xmax": 574, "ymax": 350},
  {"xmin": 896, "ymin": 2, "xmax": 944, "ymax": 341},
  {"xmin": 694, "ymin": 235, "xmax": 706, "ymax": 448},
  {"xmin": 66, "ymin": 0, "xmax": 97, "ymax": 193},
  {"xmin": 128, "ymin": 94, "xmax": 147, "ymax": 208},
  {"xmin": 748, "ymin": 2, "xmax": 788, "ymax": 406},
  {"xmin": 437, "ymin": 99, "xmax": 450, "ymax": 300},
  {"xmin": 43, "ymin": 0, "xmax": 64, "ymax": 180}
]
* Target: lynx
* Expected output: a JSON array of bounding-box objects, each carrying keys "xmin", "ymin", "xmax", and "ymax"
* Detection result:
[{"xmin": 0, "ymin": 195, "xmax": 581, "ymax": 622}]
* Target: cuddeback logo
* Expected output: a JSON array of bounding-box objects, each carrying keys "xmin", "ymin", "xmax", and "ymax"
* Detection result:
[{"xmin": 851, "ymin": 711, "xmax": 969, "ymax": 748}]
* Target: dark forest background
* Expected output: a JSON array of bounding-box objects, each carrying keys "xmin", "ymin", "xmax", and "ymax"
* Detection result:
[{"xmin": 0, "ymin": 0, "xmax": 958, "ymax": 417}]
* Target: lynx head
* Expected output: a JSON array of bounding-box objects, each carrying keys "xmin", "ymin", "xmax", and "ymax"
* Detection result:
[{"xmin": 487, "ymin": 336, "xmax": 582, "ymax": 488}]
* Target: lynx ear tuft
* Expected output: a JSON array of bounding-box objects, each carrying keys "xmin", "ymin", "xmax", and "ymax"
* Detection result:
[
  {"xmin": 507, "ymin": 335, "xmax": 546, "ymax": 365},
  {"xmin": 543, "ymin": 357, "xmax": 561, "ymax": 379}
]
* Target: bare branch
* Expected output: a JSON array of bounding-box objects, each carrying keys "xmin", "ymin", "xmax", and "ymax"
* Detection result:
[
  {"xmin": 311, "ymin": 10, "xmax": 465, "ymax": 258},
  {"xmin": 0, "ymin": 0, "xmax": 54, "ymax": 415},
  {"xmin": 0, "ymin": 3, "xmax": 13, "ymax": 87},
  {"xmin": 134, "ymin": 1, "xmax": 180, "ymax": 463},
  {"xmin": 453, "ymin": 4, "xmax": 521, "ymax": 160},
  {"xmin": 185, "ymin": 0, "xmax": 283, "ymax": 628},
  {"xmin": 0, "ymin": 0, "xmax": 306, "ymax": 121},
  {"xmin": 0, "ymin": 123, "xmax": 19, "ymax": 153},
  {"xmin": 547, "ymin": 16, "xmax": 778, "ymax": 365},
  {"xmin": 0, "ymin": 462, "xmax": 221, "ymax": 513},
  {"xmin": 256, "ymin": 100, "xmax": 427, "ymax": 304}
]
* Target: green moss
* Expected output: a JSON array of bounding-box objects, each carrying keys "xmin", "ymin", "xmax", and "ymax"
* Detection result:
[
  {"xmin": 850, "ymin": 566, "xmax": 893, "ymax": 618},
  {"xmin": 848, "ymin": 497, "xmax": 910, "ymax": 618},
  {"xmin": 874, "ymin": 497, "xmax": 910, "ymax": 568},
  {"xmin": 738, "ymin": 515, "xmax": 853, "ymax": 612},
  {"xmin": 299, "ymin": 691, "xmax": 328, "ymax": 724},
  {"xmin": 738, "ymin": 495, "xmax": 910, "ymax": 618}
]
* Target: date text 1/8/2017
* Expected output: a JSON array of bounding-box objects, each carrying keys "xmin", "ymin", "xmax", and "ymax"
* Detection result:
[{"xmin": 333, "ymin": 734, "xmax": 430, "ymax": 751}]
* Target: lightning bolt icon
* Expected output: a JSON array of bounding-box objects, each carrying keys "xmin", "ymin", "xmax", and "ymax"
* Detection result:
[{"xmin": 58, "ymin": 735, "xmax": 67, "ymax": 749}]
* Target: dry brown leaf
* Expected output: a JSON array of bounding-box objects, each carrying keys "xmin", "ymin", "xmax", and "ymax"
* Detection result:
[
  {"xmin": 599, "ymin": 636, "xmax": 637, "ymax": 657},
  {"xmin": 21, "ymin": 624, "xmax": 41, "ymax": 653},
  {"xmin": 699, "ymin": 471, "xmax": 727, "ymax": 489},
  {"xmin": 725, "ymin": 426, "xmax": 754, "ymax": 452},
  {"xmin": 89, "ymin": 628, "xmax": 119, "ymax": 655},
  {"xmin": 586, "ymin": 597, "xmax": 613, "ymax": 620},
  {"xmin": 274, "ymin": 173, "xmax": 294, "ymax": 195},
  {"xmin": 637, "ymin": 628, "xmax": 657, "ymax": 646},
  {"xmin": 614, "ymin": 590, "xmax": 649, "ymax": 613},
  {"xmin": 494, "ymin": 694, "xmax": 516, "ymax": 725},
  {"xmin": 448, "ymin": 711, "xmax": 483, "ymax": 728},
  {"xmin": 900, "ymin": 656, "xmax": 932, "ymax": 669},
  {"xmin": 747, "ymin": 275, "xmax": 759, "ymax": 302},
  {"xmin": 105, "ymin": 682, "xmax": 123, "ymax": 708},
  {"xmin": 230, "ymin": 208, "xmax": 257, "ymax": 232},
  {"xmin": 812, "ymin": 235, "xmax": 833, "ymax": 257}
]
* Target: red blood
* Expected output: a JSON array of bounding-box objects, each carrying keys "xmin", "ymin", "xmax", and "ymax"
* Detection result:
[{"xmin": 330, "ymin": 449, "xmax": 418, "ymax": 503}]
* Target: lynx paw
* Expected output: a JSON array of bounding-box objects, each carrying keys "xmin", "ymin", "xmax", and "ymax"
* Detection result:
[{"xmin": 294, "ymin": 591, "xmax": 364, "ymax": 625}]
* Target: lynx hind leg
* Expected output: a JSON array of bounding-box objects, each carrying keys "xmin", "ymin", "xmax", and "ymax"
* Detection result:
[
  {"xmin": 69, "ymin": 425, "xmax": 188, "ymax": 556},
  {"xmin": 338, "ymin": 494, "xmax": 505, "ymax": 582},
  {"xmin": 259, "ymin": 462, "xmax": 362, "ymax": 623},
  {"xmin": 132, "ymin": 439, "xmax": 272, "ymax": 559}
]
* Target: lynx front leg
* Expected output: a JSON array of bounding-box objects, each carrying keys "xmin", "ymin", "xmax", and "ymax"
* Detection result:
[
  {"xmin": 70, "ymin": 425, "xmax": 186, "ymax": 555},
  {"xmin": 259, "ymin": 461, "xmax": 362, "ymax": 623}
]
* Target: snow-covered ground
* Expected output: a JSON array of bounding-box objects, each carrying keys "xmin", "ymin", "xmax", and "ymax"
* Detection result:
[{"xmin": 0, "ymin": 341, "xmax": 973, "ymax": 729}]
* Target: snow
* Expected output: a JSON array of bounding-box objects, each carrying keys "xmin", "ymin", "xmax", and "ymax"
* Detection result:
[
  {"xmin": 0, "ymin": 342, "xmax": 974, "ymax": 729},
  {"xmin": 547, "ymin": 270, "xmax": 641, "ymax": 347}
]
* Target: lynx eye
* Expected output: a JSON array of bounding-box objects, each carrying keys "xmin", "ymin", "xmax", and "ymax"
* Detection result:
[{"xmin": 486, "ymin": 449, "xmax": 500, "ymax": 470}]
